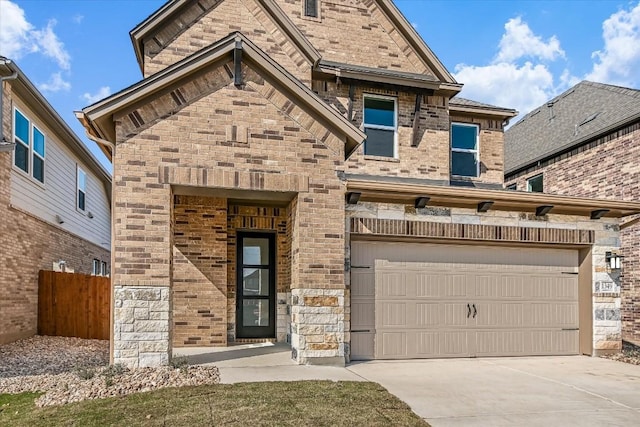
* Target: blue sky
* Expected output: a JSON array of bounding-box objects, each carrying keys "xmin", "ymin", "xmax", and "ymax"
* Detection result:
[{"xmin": 2, "ymin": 0, "xmax": 640, "ymax": 171}]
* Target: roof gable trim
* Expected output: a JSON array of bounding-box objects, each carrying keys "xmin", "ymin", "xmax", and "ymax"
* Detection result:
[{"xmin": 83, "ymin": 32, "xmax": 364, "ymax": 158}]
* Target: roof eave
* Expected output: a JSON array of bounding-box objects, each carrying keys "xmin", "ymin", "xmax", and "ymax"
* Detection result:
[
  {"xmin": 347, "ymin": 178, "xmax": 640, "ymax": 218},
  {"xmin": 450, "ymin": 105, "xmax": 518, "ymax": 119},
  {"xmin": 129, "ymin": 0, "xmax": 186, "ymax": 73}
]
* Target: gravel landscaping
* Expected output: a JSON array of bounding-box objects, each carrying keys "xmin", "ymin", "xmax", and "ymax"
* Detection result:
[
  {"xmin": 0, "ymin": 336, "xmax": 219, "ymax": 407},
  {"xmin": 601, "ymin": 340, "xmax": 640, "ymax": 365}
]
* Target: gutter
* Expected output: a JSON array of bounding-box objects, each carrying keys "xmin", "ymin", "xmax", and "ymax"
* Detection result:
[{"xmin": 0, "ymin": 57, "xmax": 18, "ymax": 152}]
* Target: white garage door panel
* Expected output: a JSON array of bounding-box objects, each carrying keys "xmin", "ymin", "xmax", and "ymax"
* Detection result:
[{"xmin": 350, "ymin": 241, "xmax": 580, "ymax": 360}]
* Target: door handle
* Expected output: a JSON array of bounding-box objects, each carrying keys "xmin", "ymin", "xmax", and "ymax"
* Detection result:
[
  {"xmin": 473, "ymin": 304, "xmax": 477, "ymax": 319},
  {"xmin": 467, "ymin": 303, "xmax": 471, "ymax": 318}
]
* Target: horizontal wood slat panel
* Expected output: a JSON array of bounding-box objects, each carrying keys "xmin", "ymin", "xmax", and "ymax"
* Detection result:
[{"xmin": 350, "ymin": 217, "xmax": 594, "ymax": 245}]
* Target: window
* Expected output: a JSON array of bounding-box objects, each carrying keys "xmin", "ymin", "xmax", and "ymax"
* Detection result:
[
  {"xmin": 92, "ymin": 259, "xmax": 100, "ymax": 275},
  {"xmin": 304, "ymin": 0, "xmax": 318, "ymax": 18},
  {"xmin": 451, "ymin": 123, "xmax": 479, "ymax": 177},
  {"xmin": 363, "ymin": 95, "xmax": 397, "ymax": 158},
  {"xmin": 506, "ymin": 183, "xmax": 517, "ymax": 191},
  {"xmin": 77, "ymin": 166, "xmax": 87, "ymax": 211},
  {"xmin": 100, "ymin": 261, "xmax": 108, "ymax": 277},
  {"xmin": 13, "ymin": 108, "xmax": 45, "ymax": 183},
  {"xmin": 527, "ymin": 174, "xmax": 543, "ymax": 193}
]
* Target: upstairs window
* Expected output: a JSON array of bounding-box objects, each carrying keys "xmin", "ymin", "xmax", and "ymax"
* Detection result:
[
  {"xmin": 92, "ymin": 259, "xmax": 100, "ymax": 275},
  {"xmin": 506, "ymin": 183, "xmax": 517, "ymax": 191},
  {"xmin": 13, "ymin": 108, "xmax": 45, "ymax": 183},
  {"xmin": 77, "ymin": 166, "xmax": 87, "ymax": 211},
  {"xmin": 451, "ymin": 123, "xmax": 479, "ymax": 177},
  {"xmin": 304, "ymin": 0, "xmax": 319, "ymax": 18},
  {"xmin": 527, "ymin": 174, "xmax": 543, "ymax": 193},
  {"xmin": 363, "ymin": 95, "xmax": 397, "ymax": 158}
]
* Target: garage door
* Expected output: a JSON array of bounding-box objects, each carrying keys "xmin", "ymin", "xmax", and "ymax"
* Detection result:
[{"xmin": 350, "ymin": 241, "xmax": 579, "ymax": 360}]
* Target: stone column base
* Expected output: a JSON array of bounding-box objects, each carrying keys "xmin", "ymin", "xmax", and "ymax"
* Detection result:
[
  {"xmin": 113, "ymin": 285, "xmax": 171, "ymax": 368},
  {"xmin": 290, "ymin": 288, "xmax": 347, "ymax": 366}
]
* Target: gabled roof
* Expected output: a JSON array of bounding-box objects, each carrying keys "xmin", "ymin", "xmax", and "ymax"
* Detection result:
[
  {"xmin": 79, "ymin": 32, "xmax": 365, "ymax": 159},
  {"xmin": 130, "ymin": 0, "xmax": 321, "ymax": 73},
  {"xmin": 450, "ymin": 97, "xmax": 518, "ymax": 118},
  {"xmin": 129, "ymin": 0, "xmax": 460, "ymax": 90},
  {"xmin": 0, "ymin": 57, "xmax": 111, "ymax": 189},
  {"xmin": 505, "ymin": 81, "xmax": 640, "ymax": 175}
]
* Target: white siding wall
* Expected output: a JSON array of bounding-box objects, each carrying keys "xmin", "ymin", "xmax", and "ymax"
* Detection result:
[{"xmin": 9, "ymin": 100, "xmax": 110, "ymax": 250}]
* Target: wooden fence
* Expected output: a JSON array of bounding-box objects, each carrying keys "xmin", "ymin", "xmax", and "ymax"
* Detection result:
[{"xmin": 38, "ymin": 271, "xmax": 110, "ymax": 340}]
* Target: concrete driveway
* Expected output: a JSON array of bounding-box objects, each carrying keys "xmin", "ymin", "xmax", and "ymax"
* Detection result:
[{"xmin": 348, "ymin": 356, "xmax": 640, "ymax": 427}]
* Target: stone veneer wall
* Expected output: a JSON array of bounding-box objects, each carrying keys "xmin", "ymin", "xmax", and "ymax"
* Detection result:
[
  {"xmin": 346, "ymin": 202, "xmax": 623, "ymax": 353},
  {"xmin": 506, "ymin": 124, "xmax": 640, "ymax": 344}
]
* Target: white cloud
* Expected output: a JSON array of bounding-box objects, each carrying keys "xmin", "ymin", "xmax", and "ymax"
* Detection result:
[
  {"xmin": 72, "ymin": 14, "xmax": 84, "ymax": 24},
  {"xmin": 82, "ymin": 86, "xmax": 111, "ymax": 104},
  {"xmin": 0, "ymin": 1, "xmax": 71, "ymax": 70},
  {"xmin": 0, "ymin": 0, "xmax": 36, "ymax": 58},
  {"xmin": 586, "ymin": 2, "xmax": 640, "ymax": 86},
  {"xmin": 454, "ymin": 62, "xmax": 556, "ymax": 119},
  {"xmin": 452, "ymin": 17, "xmax": 570, "ymax": 122},
  {"xmin": 31, "ymin": 19, "xmax": 71, "ymax": 70},
  {"xmin": 496, "ymin": 17, "xmax": 565, "ymax": 62},
  {"xmin": 38, "ymin": 72, "xmax": 71, "ymax": 92}
]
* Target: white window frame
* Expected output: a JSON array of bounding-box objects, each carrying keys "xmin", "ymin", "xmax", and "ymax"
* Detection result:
[
  {"xmin": 13, "ymin": 107, "xmax": 46, "ymax": 185},
  {"xmin": 77, "ymin": 166, "xmax": 87, "ymax": 212},
  {"xmin": 363, "ymin": 94, "xmax": 398, "ymax": 159},
  {"xmin": 451, "ymin": 122, "xmax": 480, "ymax": 178},
  {"xmin": 527, "ymin": 174, "xmax": 544, "ymax": 193},
  {"xmin": 100, "ymin": 261, "xmax": 108, "ymax": 277},
  {"xmin": 92, "ymin": 259, "xmax": 100, "ymax": 276}
]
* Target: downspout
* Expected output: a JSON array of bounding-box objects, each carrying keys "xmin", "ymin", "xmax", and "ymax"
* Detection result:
[
  {"xmin": 81, "ymin": 125, "xmax": 116, "ymax": 366},
  {"xmin": 0, "ymin": 57, "xmax": 19, "ymax": 148}
]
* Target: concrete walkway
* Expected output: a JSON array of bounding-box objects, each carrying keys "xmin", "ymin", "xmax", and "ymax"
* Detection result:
[
  {"xmin": 174, "ymin": 343, "xmax": 363, "ymax": 384},
  {"xmin": 177, "ymin": 345, "xmax": 640, "ymax": 426}
]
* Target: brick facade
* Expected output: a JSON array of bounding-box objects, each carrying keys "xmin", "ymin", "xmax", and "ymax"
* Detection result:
[
  {"xmin": 0, "ymin": 160, "xmax": 110, "ymax": 344},
  {"xmin": 506, "ymin": 124, "xmax": 640, "ymax": 343},
  {"xmin": 84, "ymin": 0, "xmax": 634, "ymax": 367}
]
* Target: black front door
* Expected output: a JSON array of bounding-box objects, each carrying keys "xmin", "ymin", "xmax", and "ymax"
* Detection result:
[{"xmin": 236, "ymin": 232, "xmax": 276, "ymax": 339}]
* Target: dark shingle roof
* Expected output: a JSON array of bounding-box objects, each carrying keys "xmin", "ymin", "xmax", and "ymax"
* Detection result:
[{"xmin": 504, "ymin": 81, "xmax": 640, "ymax": 174}]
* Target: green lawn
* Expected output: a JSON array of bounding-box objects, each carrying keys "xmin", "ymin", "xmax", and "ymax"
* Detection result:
[{"xmin": 0, "ymin": 381, "xmax": 429, "ymax": 426}]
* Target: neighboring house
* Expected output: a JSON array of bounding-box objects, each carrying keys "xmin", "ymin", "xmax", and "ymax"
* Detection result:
[
  {"xmin": 505, "ymin": 81, "xmax": 640, "ymax": 345},
  {"xmin": 76, "ymin": 0, "xmax": 640, "ymax": 368},
  {"xmin": 0, "ymin": 57, "xmax": 111, "ymax": 345}
]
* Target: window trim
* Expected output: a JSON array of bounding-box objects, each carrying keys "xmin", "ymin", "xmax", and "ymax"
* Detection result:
[
  {"xmin": 100, "ymin": 261, "xmax": 108, "ymax": 277},
  {"xmin": 363, "ymin": 93, "xmax": 398, "ymax": 159},
  {"xmin": 527, "ymin": 174, "xmax": 544, "ymax": 193},
  {"xmin": 77, "ymin": 165, "xmax": 87, "ymax": 212},
  {"xmin": 92, "ymin": 259, "xmax": 100, "ymax": 276},
  {"xmin": 450, "ymin": 122, "xmax": 480, "ymax": 178},
  {"xmin": 12, "ymin": 106, "xmax": 46, "ymax": 185}
]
